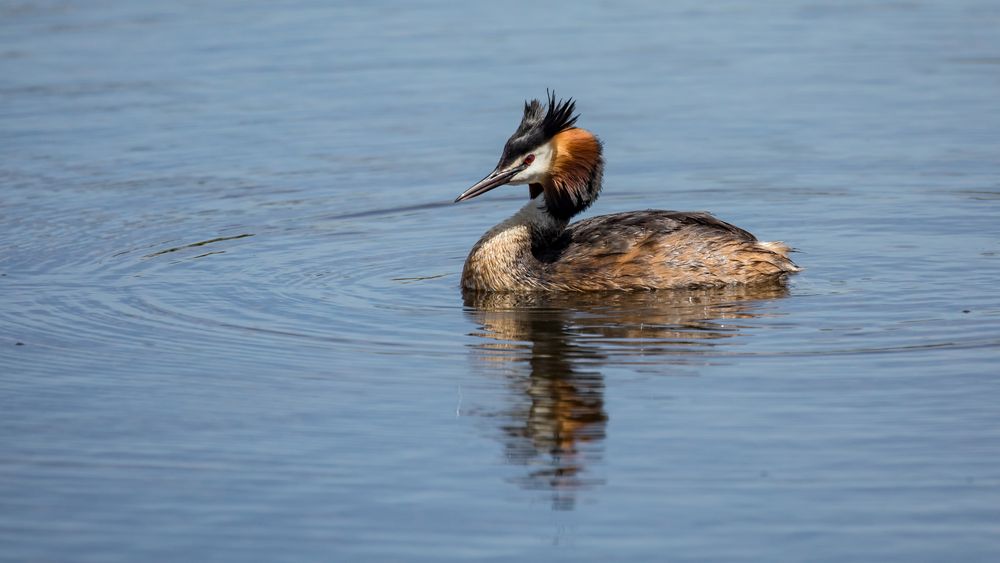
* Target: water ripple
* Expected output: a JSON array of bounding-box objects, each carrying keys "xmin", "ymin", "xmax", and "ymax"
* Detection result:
[{"xmin": 4, "ymin": 194, "xmax": 1000, "ymax": 377}]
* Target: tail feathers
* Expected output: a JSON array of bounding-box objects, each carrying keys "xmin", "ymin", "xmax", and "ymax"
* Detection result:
[{"xmin": 755, "ymin": 241, "xmax": 801, "ymax": 273}]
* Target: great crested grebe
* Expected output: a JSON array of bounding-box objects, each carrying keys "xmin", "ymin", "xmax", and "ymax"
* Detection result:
[{"xmin": 455, "ymin": 92, "xmax": 799, "ymax": 292}]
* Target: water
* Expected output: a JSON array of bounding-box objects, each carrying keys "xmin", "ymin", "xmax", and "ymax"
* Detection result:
[{"xmin": 3, "ymin": 1, "xmax": 1000, "ymax": 560}]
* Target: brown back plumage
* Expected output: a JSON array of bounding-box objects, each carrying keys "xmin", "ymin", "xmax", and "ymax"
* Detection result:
[{"xmin": 534, "ymin": 211, "xmax": 799, "ymax": 291}]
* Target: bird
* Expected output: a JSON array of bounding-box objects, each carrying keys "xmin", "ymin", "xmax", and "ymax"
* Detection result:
[{"xmin": 454, "ymin": 91, "xmax": 799, "ymax": 292}]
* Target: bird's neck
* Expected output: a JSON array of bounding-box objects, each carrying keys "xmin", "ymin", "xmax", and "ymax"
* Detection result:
[{"xmin": 537, "ymin": 128, "xmax": 604, "ymax": 222}]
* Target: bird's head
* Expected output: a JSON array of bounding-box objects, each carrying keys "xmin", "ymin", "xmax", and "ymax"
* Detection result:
[{"xmin": 455, "ymin": 91, "xmax": 603, "ymax": 220}]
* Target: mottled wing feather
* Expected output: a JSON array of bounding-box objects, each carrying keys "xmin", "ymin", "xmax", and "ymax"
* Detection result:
[{"xmin": 535, "ymin": 211, "xmax": 795, "ymax": 290}]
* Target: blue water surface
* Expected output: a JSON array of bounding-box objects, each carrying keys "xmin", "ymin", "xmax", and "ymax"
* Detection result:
[{"xmin": 2, "ymin": 1, "xmax": 1000, "ymax": 561}]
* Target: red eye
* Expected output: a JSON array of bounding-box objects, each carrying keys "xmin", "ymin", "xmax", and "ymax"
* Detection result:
[{"xmin": 524, "ymin": 154, "xmax": 535, "ymax": 166}]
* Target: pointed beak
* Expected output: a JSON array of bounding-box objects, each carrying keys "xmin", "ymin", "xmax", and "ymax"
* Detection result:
[{"xmin": 454, "ymin": 163, "xmax": 528, "ymax": 203}]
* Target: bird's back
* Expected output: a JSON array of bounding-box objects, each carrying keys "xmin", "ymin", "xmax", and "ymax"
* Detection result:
[{"xmin": 533, "ymin": 210, "xmax": 798, "ymax": 291}]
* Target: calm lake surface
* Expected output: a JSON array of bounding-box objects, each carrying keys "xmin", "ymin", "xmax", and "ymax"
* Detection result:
[{"xmin": 3, "ymin": 1, "xmax": 1000, "ymax": 561}]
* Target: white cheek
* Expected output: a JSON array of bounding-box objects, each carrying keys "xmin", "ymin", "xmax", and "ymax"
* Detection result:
[{"xmin": 510, "ymin": 141, "xmax": 555, "ymax": 184}]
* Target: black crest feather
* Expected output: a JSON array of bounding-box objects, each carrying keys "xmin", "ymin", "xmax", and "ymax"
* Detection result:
[
  {"xmin": 541, "ymin": 89, "xmax": 578, "ymax": 136},
  {"xmin": 498, "ymin": 90, "xmax": 579, "ymax": 168}
]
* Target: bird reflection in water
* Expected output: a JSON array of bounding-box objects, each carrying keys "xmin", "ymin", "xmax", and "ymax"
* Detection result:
[{"xmin": 462, "ymin": 284, "xmax": 789, "ymax": 510}]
